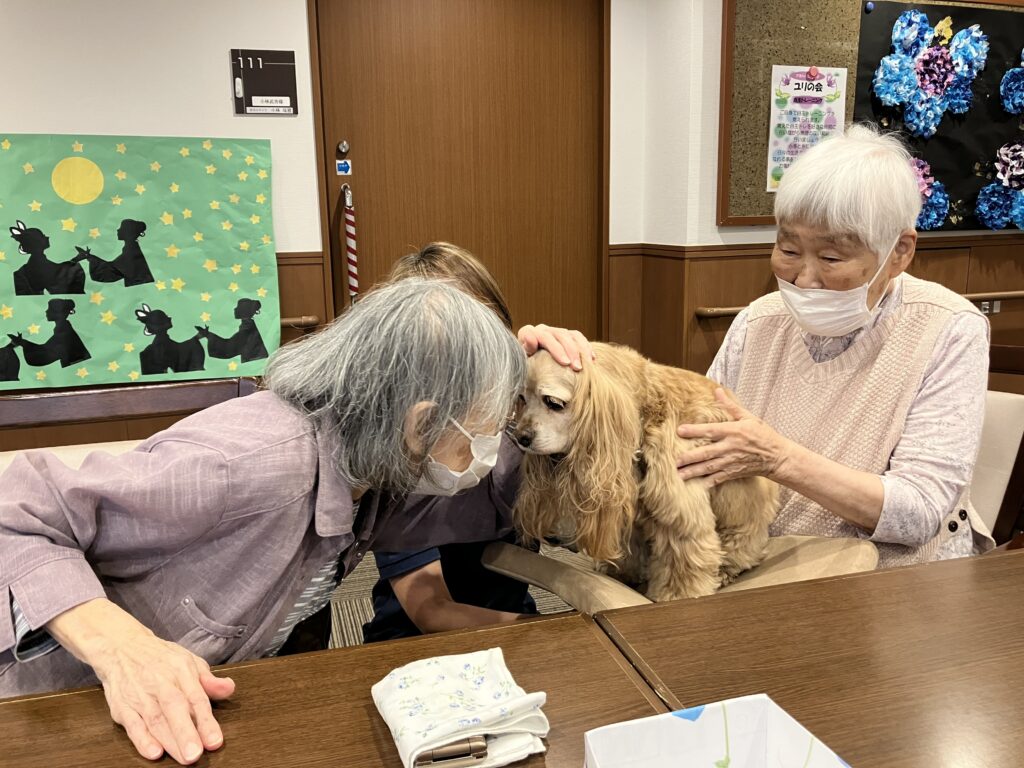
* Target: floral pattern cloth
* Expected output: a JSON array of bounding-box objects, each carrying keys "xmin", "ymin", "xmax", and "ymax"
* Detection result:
[{"xmin": 372, "ymin": 648, "xmax": 549, "ymax": 768}]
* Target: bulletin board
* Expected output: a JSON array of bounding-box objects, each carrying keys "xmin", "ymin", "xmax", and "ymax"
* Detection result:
[{"xmin": 716, "ymin": 0, "xmax": 1023, "ymax": 226}]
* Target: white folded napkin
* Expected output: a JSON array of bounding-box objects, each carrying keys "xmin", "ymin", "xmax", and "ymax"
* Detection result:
[{"xmin": 372, "ymin": 647, "xmax": 549, "ymax": 768}]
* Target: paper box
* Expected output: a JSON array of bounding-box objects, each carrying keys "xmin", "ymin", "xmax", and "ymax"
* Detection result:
[{"xmin": 584, "ymin": 694, "xmax": 850, "ymax": 768}]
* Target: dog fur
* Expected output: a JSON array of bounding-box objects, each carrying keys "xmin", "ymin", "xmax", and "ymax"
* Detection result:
[{"xmin": 512, "ymin": 342, "xmax": 778, "ymax": 601}]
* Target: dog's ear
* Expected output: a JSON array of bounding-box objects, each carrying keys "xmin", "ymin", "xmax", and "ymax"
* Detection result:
[{"xmin": 562, "ymin": 359, "xmax": 642, "ymax": 563}]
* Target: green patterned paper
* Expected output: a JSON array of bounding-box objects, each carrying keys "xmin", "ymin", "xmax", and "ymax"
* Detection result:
[{"xmin": 0, "ymin": 133, "xmax": 279, "ymax": 391}]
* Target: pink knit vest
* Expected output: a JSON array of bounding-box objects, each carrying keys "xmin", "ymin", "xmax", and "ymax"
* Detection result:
[{"xmin": 734, "ymin": 275, "xmax": 984, "ymax": 567}]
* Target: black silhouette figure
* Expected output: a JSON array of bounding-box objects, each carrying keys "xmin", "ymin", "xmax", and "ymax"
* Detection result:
[
  {"xmin": 195, "ymin": 298, "xmax": 269, "ymax": 363},
  {"xmin": 135, "ymin": 303, "xmax": 205, "ymax": 375},
  {"xmin": 72, "ymin": 219, "xmax": 154, "ymax": 287},
  {"xmin": 7, "ymin": 298, "xmax": 91, "ymax": 368},
  {"xmin": 9, "ymin": 220, "xmax": 86, "ymax": 295},
  {"xmin": 0, "ymin": 339, "xmax": 20, "ymax": 381}
]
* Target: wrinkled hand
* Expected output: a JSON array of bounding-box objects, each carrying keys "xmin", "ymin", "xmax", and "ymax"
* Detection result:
[
  {"xmin": 93, "ymin": 631, "xmax": 235, "ymax": 764},
  {"xmin": 676, "ymin": 388, "xmax": 792, "ymax": 487},
  {"xmin": 517, "ymin": 324, "xmax": 595, "ymax": 370}
]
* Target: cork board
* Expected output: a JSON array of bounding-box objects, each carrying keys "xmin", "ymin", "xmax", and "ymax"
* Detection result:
[{"xmin": 717, "ymin": 0, "xmax": 1024, "ymax": 225}]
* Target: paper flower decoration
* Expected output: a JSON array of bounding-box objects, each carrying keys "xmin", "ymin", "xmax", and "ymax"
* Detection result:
[
  {"xmin": 873, "ymin": 13, "xmax": 988, "ymax": 138},
  {"xmin": 995, "ymin": 141, "xmax": 1024, "ymax": 190},
  {"xmin": 975, "ymin": 183, "xmax": 1015, "ymax": 229},
  {"xmin": 910, "ymin": 158, "xmax": 949, "ymax": 230},
  {"xmin": 1000, "ymin": 49, "xmax": 1024, "ymax": 114}
]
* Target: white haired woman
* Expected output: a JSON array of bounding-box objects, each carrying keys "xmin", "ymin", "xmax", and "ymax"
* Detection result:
[
  {"xmin": 0, "ymin": 278, "xmax": 527, "ymax": 764},
  {"xmin": 676, "ymin": 125, "xmax": 994, "ymax": 565}
]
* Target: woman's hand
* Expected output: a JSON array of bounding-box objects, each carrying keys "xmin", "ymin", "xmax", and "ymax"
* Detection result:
[
  {"xmin": 46, "ymin": 599, "xmax": 234, "ymax": 765},
  {"xmin": 517, "ymin": 324, "xmax": 594, "ymax": 370},
  {"xmin": 676, "ymin": 388, "xmax": 794, "ymax": 487}
]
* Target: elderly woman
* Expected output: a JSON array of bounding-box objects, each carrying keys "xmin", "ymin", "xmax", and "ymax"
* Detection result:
[
  {"xmin": 676, "ymin": 125, "xmax": 993, "ymax": 565},
  {"xmin": 0, "ymin": 278, "xmax": 527, "ymax": 764}
]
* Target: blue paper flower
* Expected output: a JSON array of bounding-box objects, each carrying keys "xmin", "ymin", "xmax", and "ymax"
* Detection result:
[
  {"xmin": 1000, "ymin": 62, "xmax": 1024, "ymax": 114},
  {"xmin": 903, "ymin": 91, "xmax": 947, "ymax": 138},
  {"xmin": 949, "ymin": 25, "xmax": 989, "ymax": 78},
  {"xmin": 873, "ymin": 53, "xmax": 918, "ymax": 106},
  {"xmin": 892, "ymin": 10, "xmax": 934, "ymax": 58},
  {"xmin": 945, "ymin": 76, "xmax": 973, "ymax": 114},
  {"xmin": 1010, "ymin": 191, "xmax": 1024, "ymax": 229},
  {"xmin": 917, "ymin": 181, "xmax": 949, "ymax": 230},
  {"xmin": 975, "ymin": 183, "xmax": 1016, "ymax": 229}
]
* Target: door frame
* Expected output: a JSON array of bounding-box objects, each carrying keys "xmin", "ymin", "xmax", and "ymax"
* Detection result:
[{"xmin": 305, "ymin": 0, "xmax": 611, "ymax": 339}]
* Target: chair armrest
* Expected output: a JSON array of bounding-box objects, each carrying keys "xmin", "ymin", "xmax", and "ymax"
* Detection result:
[{"xmin": 481, "ymin": 542, "xmax": 651, "ymax": 614}]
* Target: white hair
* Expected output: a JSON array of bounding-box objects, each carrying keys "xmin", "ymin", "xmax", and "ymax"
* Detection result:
[
  {"xmin": 774, "ymin": 124, "xmax": 921, "ymax": 262},
  {"xmin": 264, "ymin": 277, "xmax": 526, "ymax": 493}
]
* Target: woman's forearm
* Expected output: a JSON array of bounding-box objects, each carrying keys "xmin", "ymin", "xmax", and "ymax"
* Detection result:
[{"xmin": 46, "ymin": 597, "xmax": 153, "ymax": 674}]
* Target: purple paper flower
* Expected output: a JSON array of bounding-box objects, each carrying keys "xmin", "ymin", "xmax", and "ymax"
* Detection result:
[
  {"xmin": 916, "ymin": 46, "xmax": 955, "ymax": 96},
  {"xmin": 910, "ymin": 158, "xmax": 935, "ymax": 197},
  {"xmin": 995, "ymin": 141, "xmax": 1024, "ymax": 190}
]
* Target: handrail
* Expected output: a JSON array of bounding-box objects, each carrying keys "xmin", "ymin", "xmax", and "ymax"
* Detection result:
[
  {"xmin": 695, "ymin": 290, "xmax": 1024, "ymax": 319},
  {"xmin": 280, "ymin": 315, "xmax": 320, "ymax": 329}
]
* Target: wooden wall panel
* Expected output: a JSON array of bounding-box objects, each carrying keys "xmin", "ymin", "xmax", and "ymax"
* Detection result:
[
  {"xmin": 608, "ymin": 255, "xmax": 642, "ymax": 348},
  {"xmin": 640, "ymin": 257, "xmax": 686, "ymax": 368},
  {"xmin": 908, "ymin": 248, "xmax": 971, "ymax": 293},
  {"xmin": 277, "ymin": 253, "xmax": 328, "ymax": 345},
  {"xmin": 967, "ymin": 245, "xmax": 1024, "ymax": 347}
]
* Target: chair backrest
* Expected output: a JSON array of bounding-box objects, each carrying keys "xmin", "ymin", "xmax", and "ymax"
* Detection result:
[{"xmin": 973, "ymin": 390, "xmax": 1024, "ymax": 542}]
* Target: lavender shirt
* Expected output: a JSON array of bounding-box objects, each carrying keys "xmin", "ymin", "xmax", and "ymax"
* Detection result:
[{"xmin": 0, "ymin": 391, "xmax": 520, "ymax": 696}]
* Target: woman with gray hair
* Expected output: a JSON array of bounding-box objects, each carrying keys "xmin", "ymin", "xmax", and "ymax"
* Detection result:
[
  {"xmin": 676, "ymin": 124, "xmax": 993, "ymax": 566},
  {"xmin": 0, "ymin": 278, "xmax": 526, "ymax": 764}
]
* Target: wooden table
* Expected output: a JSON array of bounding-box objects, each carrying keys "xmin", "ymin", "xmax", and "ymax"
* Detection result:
[
  {"xmin": 597, "ymin": 550, "xmax": 1024, "ymax": 768},
  {"xmin": 1, "ymin": 614, "xmax": 664, "ymax": 767}
]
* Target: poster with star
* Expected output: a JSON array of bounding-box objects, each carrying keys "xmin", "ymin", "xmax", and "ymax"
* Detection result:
[{"xmin": 0, "ymin": 133, "xmax": 279, "ymax": 391}]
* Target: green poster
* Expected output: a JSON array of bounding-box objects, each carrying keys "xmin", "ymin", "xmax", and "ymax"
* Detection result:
[{"xmin": 0, "ymin": 133, "xmax": 280, "ymax": 391}]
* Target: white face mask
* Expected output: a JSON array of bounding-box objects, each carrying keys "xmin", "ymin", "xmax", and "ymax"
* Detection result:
[
  {"xmin": 413, "ymin": 418, "xmax": 502, "ymax": 496},
  {"xmin": 777, "ymin": 236, "xmax": 899, "ymax": 337}
]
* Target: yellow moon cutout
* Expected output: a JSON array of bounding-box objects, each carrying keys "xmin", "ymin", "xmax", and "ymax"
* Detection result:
[{"xmin": 51, "ymin": 156, "xmax": 104, "ymax": 205}]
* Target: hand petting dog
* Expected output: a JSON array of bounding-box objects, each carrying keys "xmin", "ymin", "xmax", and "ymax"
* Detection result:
[
  {"xmin": 517, "ymin": 324, "xmax": 595, "ymax": 370},
  {"xmin": 676, "ymin": 388, "xmax": 794, "ymax": 487}
]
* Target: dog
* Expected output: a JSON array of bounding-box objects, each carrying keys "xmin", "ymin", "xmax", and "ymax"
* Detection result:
[{"xmin": 511, "ymin": 342, "xmax": 778, "ymax": 601}]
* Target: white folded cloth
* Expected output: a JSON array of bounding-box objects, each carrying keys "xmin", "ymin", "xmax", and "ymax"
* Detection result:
[{"xmin": 372, "ymin": 647, "xmax": 549, "ymax": 768}]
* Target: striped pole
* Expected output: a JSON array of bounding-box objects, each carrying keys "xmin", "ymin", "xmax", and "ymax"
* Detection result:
[{"xmin": 344, "ymin": 201, "xmax": 358, "ymax": 301}]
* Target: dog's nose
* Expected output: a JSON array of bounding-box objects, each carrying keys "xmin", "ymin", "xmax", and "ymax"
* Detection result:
[{"xmin": 515, "ymin": 432, "xmax": 533, "ymax": 448}]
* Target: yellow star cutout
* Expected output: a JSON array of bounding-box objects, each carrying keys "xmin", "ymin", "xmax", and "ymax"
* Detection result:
[
  {"xmin": 228, "ymin": 361, "xmax": 239, "ymax": 371},
  {"xmin": 134, "ymin": 184, "xmax": 146, "ymax": 195},
  {"xmin": 27, "ymin": 323, "xmax": 40, "ymax": 335},
  {"xmin": 200, "ymin": 312, "xmax": 211, "ymax": 323},
  {"xmin": 237, "ymin": 171, "xmax": 248, "ymax": 182},
  {"xmin": 107, "ymin": 361, "xmax": 120, "ymax": 372},
  {"xmin": 100, "ymin": 310, "xmax": 116, "ymax": 325},
  {"xmin": 22, "ymin": 163, "xmax": 34, "ymax": 174},
  {"xmin": 72, "ymin": 141, "xmax": 84, "ymax": 152},
  {"xmin": 250, "ymin": 264, "xmax": 261, "ymax": 274},
  {"xmin": 231, "ymin": 263, "xmax": 242, "ymax": 274},
  {"xmin": 228, "ymin": 193, "xmax": 241, "ymax": 204},
  {"xmin": 89, "ymin": 291, "xmax": 105, "ymax": 305},
  {"xmin": 221, "ymin": 220, "xmax": 233, "ymax": 231},
  {"xmin": 221, "ymin": 149, "xmax": 233, "ymax": 159},
  {"xmin": 28, "ymin": 200, "xmax": 42, "ymax": 212},
  {"xmin": 256, "ymin": 287, "xmax": 268, "ymax": 298},
  {"xmin": 0, "ymin": 139, "xmax": 10, "ymax": 150},
  {"xmin": 0, "ymin": 251, "xmax": 5, "ymax": 262},
  {"xmin": 179, "ymin": 147, "xmax": 190, "ymax": 157},
  {"xmin": 149, "ymin": 161, "xmax": 161, "ymax": 172},
  {"xmin": 193, "ymin": 232, "xmax": 204, "ymax": 242},
  {"xmin": 209, "ymin": 200, "xmax": 221, "ymax": 210},
  {"xmin": 0, "ymin": 304, "xmax": 13, "ymax": 319},
  {"xmin": 244, "ymin": 155, "xmax": 255, "ymax": 166},
  {"xmin": 128, "ymin": 370, "xmax": 140, "ymax": 381},
  {"xmin": 89, "ymin": 228, "xmax": 100, "ymax": 239},
  {"xmin": 261, "ymin": 234, "xmax": 272, "ymax": 245},
  {"xmin": 171, "ymin": 278, "xmax": 186, "ymax": 292},
  {"xmin": 35, "ymin": 370, "xmax": 47, "ymax": 381},
  {"xmin": 165, "ymin": 244, "xmax": 180, "ymax": 258},
  {"xmin": 111, "ymin": 195, "xmax": 123, "ymax": 206},
  {"xmin": 115, "ymin": 170, "xmax": 127, "ymax": 181},
  {"xmin": 116, "ymin": 143, "xmax": 127, "ymax": 154},
  {"xmin": 228, "ymin": 282, "xmax": 240, "ymax": 293},
  {"xmin": 205, "ymin": 164, "xmax": 217, "ymax": 175},
  {"xmin": 155, "ymin": 280, "xmax": 167, "ymax": 291},
  {"xmin": 123, "ymin": 343, "xmax": 135, "ymax": 353},
  {"xmin": 239, "ymin": 241, "xmax": 251, "ymax": 252},
  {"xmin": 76, "ymin": 367, "xmax": 89, "ymax": 379},
  {"xmin": 200, "ymin": 292, "xmax": 212, "ymax": 302},
  {"xmin": 160, "ymin": 211, "xmax": 174, "ymax": 226},
  {"xmin": 202, "ymin": 139, "xmax": 213, "ymax": 150},
  {"xmin": 203, "ymin": 259, "xmax": 218, "ymax": 272},
  {"xmin": 257, "ymin": 169, "xmax": 268, "ymax": 180},
  {"xmin": 255, "ymin": 193, "xmax": 266, "ymax": 204},
  {"xmin": 169, "ymin": 182, "xmax": 180, "ymax": 193},
  {"xmin": 61, "ymin": 217, "xmax": 77, "ymax": 232},
  {"xmin": 182, "ymin": 208, "xmax": 192, "ymax": 219}
]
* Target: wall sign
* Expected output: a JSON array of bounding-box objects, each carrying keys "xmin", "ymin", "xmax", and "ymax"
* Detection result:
[{"xmin": 231, "ymin": 49, "xmax": 298, "ymax": 116}]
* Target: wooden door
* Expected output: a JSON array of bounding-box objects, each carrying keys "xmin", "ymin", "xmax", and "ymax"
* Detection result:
[{"xmin": 313, "ymin": 0, "xmax": 607, "ymax": 337}]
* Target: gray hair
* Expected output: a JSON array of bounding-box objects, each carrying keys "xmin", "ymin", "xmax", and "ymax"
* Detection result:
[
  {"xmin": 774, "ymin": 123, "xmax": 921, "ymax": 262},
  {"xmin": 264, "ymin": 277, "xmax": 526, "ymax": 492}
]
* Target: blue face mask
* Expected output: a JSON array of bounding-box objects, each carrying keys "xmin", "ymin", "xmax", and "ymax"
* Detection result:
[{"xmin": 413, "ymin": 418, "xmax": 502, "ymax": 496}]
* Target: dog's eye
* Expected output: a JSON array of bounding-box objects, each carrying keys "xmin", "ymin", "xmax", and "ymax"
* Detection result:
[{"xmin": 542, "ymin": 395, "xmax": 566, "ymax": 412}]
